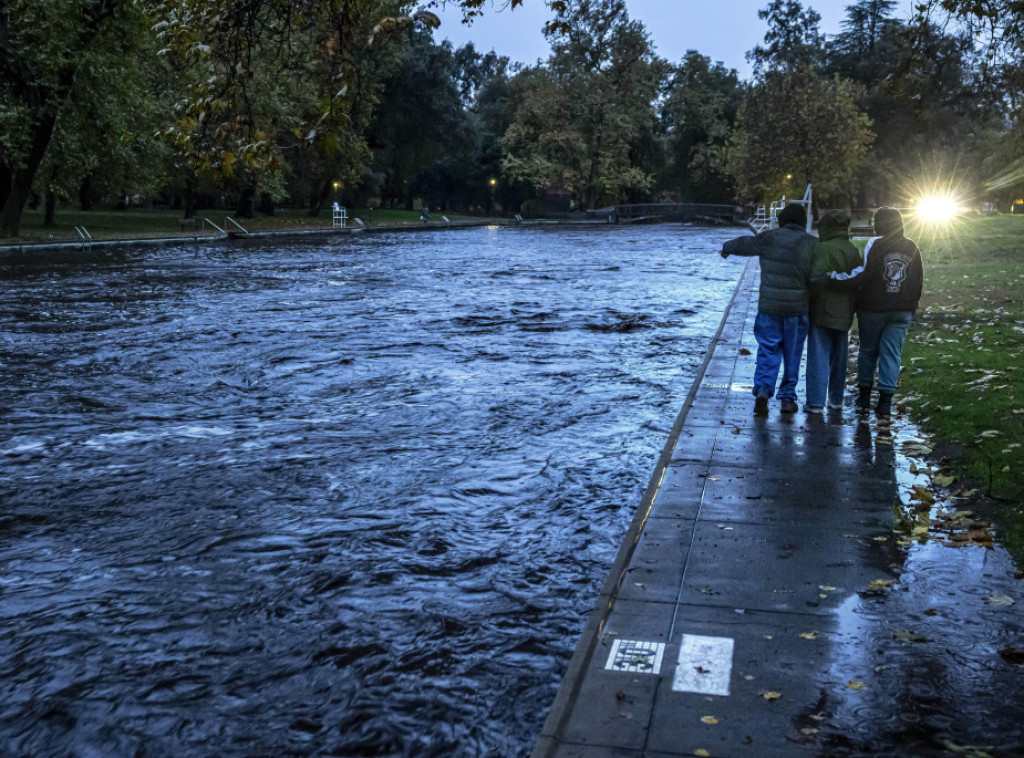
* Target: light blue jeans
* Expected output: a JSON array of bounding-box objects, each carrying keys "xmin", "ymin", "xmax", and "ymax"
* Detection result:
[
  {"xmin": 856, "ymin": 310, "xmax": 913, "ymax": 393},
  {"xmin": 805, "ymin": 325, "xmax": 849, "ymax": 408},
  {"xmin": 753, "ymin": 312, "xmax": 809, "ymax": 401}
]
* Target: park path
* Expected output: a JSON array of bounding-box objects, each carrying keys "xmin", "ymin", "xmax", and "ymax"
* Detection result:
[{"xmin": 534, "ymin": 258, "xmax": 1024, "ymax": 758}]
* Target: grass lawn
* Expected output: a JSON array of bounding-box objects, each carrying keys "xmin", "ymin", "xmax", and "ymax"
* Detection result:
[
  {"xmin": 5, "ymin": 205, "xmax": 482, "ymax": 243},
  {"xmin": 896, "ymin": 214, "xmax": 1024, "ymax": 509}
]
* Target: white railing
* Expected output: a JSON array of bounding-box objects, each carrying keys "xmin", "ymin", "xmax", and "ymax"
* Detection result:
[
  {"xmin": 225, "ymin": 217, "xmax": 249, "ymax": 235},
  {"xmin": 203, "ymin": 218, "xmax": 227, "ymax": 235},
  {"xmin": 74, "ymin": 226, "xmax": 93, "ymax": 248}
]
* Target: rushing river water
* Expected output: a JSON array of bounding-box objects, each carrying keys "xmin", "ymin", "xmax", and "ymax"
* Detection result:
[{"xmin": 1, "ymin": 225, "xmax": 744, "ymax": 756}]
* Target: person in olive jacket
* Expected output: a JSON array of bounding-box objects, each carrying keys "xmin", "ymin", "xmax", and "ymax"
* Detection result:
[
  {"xmin": 827, "ymin": 206, "xmax": 923, "ymax": 417},
  {"xmin": 804, "ymin": 210, "xmax": 862, "ymax": 414},
  {"xmin": 721, "ymin": 203, "xmax": 816, "ymax": 415}
]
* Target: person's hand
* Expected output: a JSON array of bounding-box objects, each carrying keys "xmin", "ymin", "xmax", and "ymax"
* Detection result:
[{"xmin": 720, "ymin": 250, "xmax": 729, "ymax": 259}]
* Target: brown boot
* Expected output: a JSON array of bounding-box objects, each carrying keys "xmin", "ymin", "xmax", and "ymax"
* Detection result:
[
  {"xmin": 856, "ymin": 385, "xmax": 872, "ymax": 412},
  {"xmin": 876, "ymin": 391, "xmax": 893, "ymax": 418}
]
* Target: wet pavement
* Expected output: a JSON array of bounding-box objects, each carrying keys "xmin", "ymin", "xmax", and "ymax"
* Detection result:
[{"xmin": 534, "ymin": 259, "xmax": 1024, "ymax": 758}]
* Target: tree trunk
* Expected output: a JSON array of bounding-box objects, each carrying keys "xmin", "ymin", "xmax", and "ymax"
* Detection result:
[
  {"xmin": 184, "ymin": 176, "xmax": 196, "ymax": 219},
  {"xmin": 44, "ymin": 191, "xmax": 56, "ymax": 226},
  {"xmin": 0, "ymin": 169, "xmax": 38, "ymax": 237},
  {"xmin": 0, "ymin": 109, "xmax": 60, "ymax": 237},
  {"xmin": 79, "ymin": 175, "xmax": 96, "ymax": 210},
  {"xmin": 236, "ymin": 186, "xmax": 255, "ymax": 218},
  {"xmin": 308, "ymin": 180, "xmax": 330, "ymax": 217},
  {"xmin": 0, "ymin": 164, "xmax": 12, "ymax": 216}
]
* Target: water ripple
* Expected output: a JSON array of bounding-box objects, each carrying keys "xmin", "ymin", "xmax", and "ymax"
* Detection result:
[{"xmin": 0, "ymin": 225, "xmax": 743, "ymax": 756}]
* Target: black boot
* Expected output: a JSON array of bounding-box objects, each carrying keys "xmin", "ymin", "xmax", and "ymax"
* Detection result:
[
  {"xmin": 856, "ymin": 385, "xmax": 872, "ymax": 412},
  {"xmin": 876, "ymin": 391, "xmax": 893, "ymax": 418}
]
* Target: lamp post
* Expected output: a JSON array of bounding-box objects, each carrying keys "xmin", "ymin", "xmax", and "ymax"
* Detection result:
[{"xmin": 488, "ymin": 178, "xmax": 497, "ymax": 216}]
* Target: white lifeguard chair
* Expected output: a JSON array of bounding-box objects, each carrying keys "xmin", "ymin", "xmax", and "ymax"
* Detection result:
[
  {"xmin": 332, "ymin": 202, "xmax": 348, "ymax": 229},
  {"xmin": 748, "ymin": 184, "xmax": 813, "ymax": 234}
]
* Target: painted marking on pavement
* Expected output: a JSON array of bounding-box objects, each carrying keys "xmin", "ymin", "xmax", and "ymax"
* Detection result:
[
  {"xmin": 672, "ymin": 634, "xmax": 734, "ymax": 696},
  {"xmin": 605, "ymin": 639, "xmax": 665, "ymax": 675},
  {"xmin": 702, "ymin": 382, "xmax": 730, "ymax": 389}
]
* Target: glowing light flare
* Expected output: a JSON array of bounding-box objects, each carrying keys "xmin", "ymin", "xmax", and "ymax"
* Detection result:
[{"xmin": 913, "ymin": 194, "xmax": 963, "ymax": 224}]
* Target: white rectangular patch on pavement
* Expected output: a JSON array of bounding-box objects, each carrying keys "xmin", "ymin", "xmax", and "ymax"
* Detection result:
[
  {"xmin": 604, "ymin": 639, "xmax": 665, "ymax": 675},
  {"xmin": 672, "ymin": 634, "xmax": 734, "ymax": 696}
]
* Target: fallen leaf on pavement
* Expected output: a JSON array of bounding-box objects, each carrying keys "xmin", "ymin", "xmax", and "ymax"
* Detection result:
[
  {"xmin": 984, "ymin": 593, "xmax": 1015, "ymax": 607},
  {"xmin": 893, "ymin": 629, "xmax": 929, "ymax": 643},
  {"xmin": 762, "ymin": 691, "xmax": 782, "ymax": 700},
  {"xmin": 846, "ymin": 680, "xmax": 868, "ymax": 690},
  {"xmin": 700, "ymin": 716, "xmax": 719, "ymax": 725},
  {"xmin": 799, "ymin": 630, "xmax": 819, "ymax": 640}
]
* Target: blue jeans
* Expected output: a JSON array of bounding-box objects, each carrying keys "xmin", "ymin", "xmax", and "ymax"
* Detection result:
[
  {"xmin": 856, "ymin": 310, "xmax": 913, "ymax": 393},
  {"xmin": 753, "ymin": 312, "xmax": 809, "ymax": 401},
  {"xmin": 805, "ymin": 324, "xmax": 849, "ymax": 407}
]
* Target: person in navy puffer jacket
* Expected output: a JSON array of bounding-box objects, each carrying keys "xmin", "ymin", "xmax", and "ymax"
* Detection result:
[{"xmin": 721, "ymin": 203, "xmax": 816, "ymax": 416}]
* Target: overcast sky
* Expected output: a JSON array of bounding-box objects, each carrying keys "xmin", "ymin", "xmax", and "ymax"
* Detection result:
[{"xmin": 432, "ymin": 0, "xmax": 916, "ymax": 79}]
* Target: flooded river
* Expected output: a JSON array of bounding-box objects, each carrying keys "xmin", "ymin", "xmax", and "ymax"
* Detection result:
[{"xmin": 0, "ymin": 225, "xmax": 744, "ymax": 756}]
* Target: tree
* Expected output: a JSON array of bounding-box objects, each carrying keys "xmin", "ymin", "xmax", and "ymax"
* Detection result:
[
  {"xmin": 501, "ymin": 0, "xmax": 668, "ymax": 209},
  {"xmin": 727, "ymin": 67, "xmax": 874, "ymax": 205},
  {"xmin": 824, "ymin": 2, "xmax": 1007, "ymax": 205},
  {"xmin": 747, "ymin": 0, "xmax": 825, "ymax": 74},
  {"xmin": 34, "ymin": 9, "xmax": 172, "ymax": 224},
  {"xmin": 661, "ymin": 52, "xmax": 742, "ymax": 202},
  {"xmin": 0, "ymin": 0, "xmax": 133, "ymax": 236},
  {"xmin": 368, "ymin": 31, "xmax": 474, "ymax": 210}
]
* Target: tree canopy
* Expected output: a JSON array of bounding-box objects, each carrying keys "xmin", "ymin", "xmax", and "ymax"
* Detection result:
[{"xmin": 1, "ymin": 0, "xmax": 1022, "ymax": 235}]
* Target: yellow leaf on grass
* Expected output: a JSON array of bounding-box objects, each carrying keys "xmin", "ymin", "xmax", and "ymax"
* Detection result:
[
  {"xmin": 911, "ymin": 485, "xmax": 935, "ymax": 504},
  {"xmin": 700, "ymin": 715, "xmax": 719, "ymax": 725},
  {"xmin": 847, "ymin": 680, "xmax": 868, "ymax": 690}
]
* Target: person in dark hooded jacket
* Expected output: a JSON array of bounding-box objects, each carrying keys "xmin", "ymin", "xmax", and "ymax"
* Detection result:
[
  {"xmin": 721, "ymin": 203, "xmax": 816, "ymax": 415},
  {"xmin": 827, "ymin": 206, "xmax": 923, "ymax": 417}
]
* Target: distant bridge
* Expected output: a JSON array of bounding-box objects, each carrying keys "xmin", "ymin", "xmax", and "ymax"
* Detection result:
[{"xmin": 587, "ymin": 203, "xmax": 744, "ymax": 225}]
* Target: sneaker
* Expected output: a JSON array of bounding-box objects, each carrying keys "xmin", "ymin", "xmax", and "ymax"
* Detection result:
[
  {"xmin": 803, "ymin": 404, "xmax": 824, "ymax": 414},
  {"xmin": 780, "ymin": 398, "xmax": 798, "ymax": 414},
  {"xmin": 754, "ymin": 391, "xmax": 770, "ymax": 416}
]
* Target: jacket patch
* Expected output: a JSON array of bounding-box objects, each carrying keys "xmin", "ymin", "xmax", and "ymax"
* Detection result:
[{"xmin": 884, "ymin": 254, "xmax": 912, "ymax": 293}]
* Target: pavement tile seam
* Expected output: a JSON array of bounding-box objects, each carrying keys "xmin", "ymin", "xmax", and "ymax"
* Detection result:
[
  {"xmin": 536, "ymin": 260, "xmax": 920, "ymax": 756},
  {"xmin": 532, "ymin": 261, "xmax": 760, "ymax": 756}
]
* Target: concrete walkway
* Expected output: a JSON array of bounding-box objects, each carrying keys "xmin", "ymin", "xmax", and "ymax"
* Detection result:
[{"xmin": 533, "ymin": 259, "xmax": 1024, "ymax": 757}]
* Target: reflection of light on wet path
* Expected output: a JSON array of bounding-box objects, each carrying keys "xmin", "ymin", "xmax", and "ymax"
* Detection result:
[{"xmin": 817, "ymin": 415, "xmax": 1024, "ymax": 752}]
